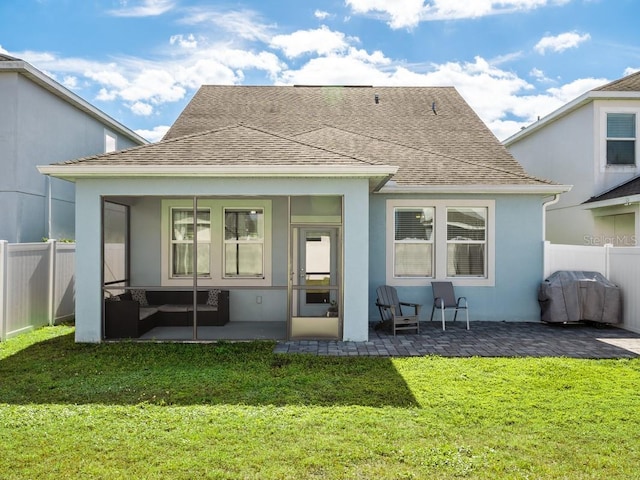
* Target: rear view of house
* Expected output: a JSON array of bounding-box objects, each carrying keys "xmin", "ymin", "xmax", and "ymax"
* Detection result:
[
  {"xmin": 0, "ymin": 54, "xmax": 146, "ymax": 242},
  {"xmin": 40, "ymin": 85, "xmax": 568, "ymax": 343}
]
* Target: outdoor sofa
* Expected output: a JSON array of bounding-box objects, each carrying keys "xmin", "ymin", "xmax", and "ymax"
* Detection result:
[{"xmin": 105, "ymin": 289, "xmax": 229, "ymax": 339}]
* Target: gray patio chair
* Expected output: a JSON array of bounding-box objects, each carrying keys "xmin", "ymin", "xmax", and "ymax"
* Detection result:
[
  {"xmin": 430, "ymin": 281, "xmax": 470, "ymax": 331},
  {"xmin": 375, "ymin": 285, "xmax": 421, "ymax": 336}
]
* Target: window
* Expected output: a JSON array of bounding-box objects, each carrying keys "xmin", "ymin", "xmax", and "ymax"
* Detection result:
[
  {"xmin": 161, "ymin": 199, "xmax": 272, "ymax": 286},
  {"xmin": 171, "ymin": 208, "xmax": 211, "ymax": 277},
  {"xmin": 105, "ymin": 131, "xmax": 117, "ymax": 153},
  {"xmin": 393, "ymin": 207, "xmax": 433, "ymax": 277},
  {"xmin": 607, "ymin": 113, "xmax": 635, "ymax": 165},
  {"xmin": 386, "ymin": 200, "xmax": 494, "ymax": 286},
  {"xmin": 224, "ymin": 208, "xmax": 264, "ymax": 278},
  {"xmin": 446, "ymin": 207, "xmax": 486, "ymax": 277}
]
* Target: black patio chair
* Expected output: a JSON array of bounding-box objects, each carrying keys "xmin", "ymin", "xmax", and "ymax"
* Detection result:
[
  {"xmin": 430, "ymin": 281, "xmax": 470, "ymax": 331},
  {"xmin": 375, "ymin": 285, "xmax": 421, "ymax": 336}
]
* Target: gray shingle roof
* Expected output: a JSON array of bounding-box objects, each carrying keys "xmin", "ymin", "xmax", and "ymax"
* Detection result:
[
  {"xmin": 584, "ymin": 175, "xmax": 640, "ymax": 204},
  {"xmin": 53, "ymin": 85, "xmax": 557, "ymax": 188},
  {"xmin": 594, "ymin": 71, "xmax": 640, "ymax": 92}
]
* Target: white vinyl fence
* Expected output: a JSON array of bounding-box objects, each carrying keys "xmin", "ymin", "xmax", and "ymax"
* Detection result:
[
  {"xmin": 0, "ymin": 240, "xmax": 75, "ymax": 341},
  {"xmin": 544, "ymin": 241, "xmax": 640, "ymax": 333}
]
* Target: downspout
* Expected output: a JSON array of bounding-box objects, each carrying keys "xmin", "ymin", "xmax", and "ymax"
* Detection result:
[{"xmin": 542, "ymin": 194, "xmax": 560, "ymax": 241}]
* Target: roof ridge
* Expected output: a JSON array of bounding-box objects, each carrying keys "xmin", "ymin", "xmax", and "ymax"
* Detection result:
[
  {"xmin": 238, "ymin": 122, "xmax": 386, "ymax": 167},
  {"xmin": 312, "ymin": 125, "xmax": 556, "ymax": 185}
]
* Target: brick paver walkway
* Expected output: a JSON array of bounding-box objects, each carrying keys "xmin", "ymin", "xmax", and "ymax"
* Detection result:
[{"xmin": 274, "ymin": 321, "xmax": 640, "ymax": 358}]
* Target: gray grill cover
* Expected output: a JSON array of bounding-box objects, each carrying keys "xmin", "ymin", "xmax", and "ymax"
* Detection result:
[{"xmin": 538, "ymin": 271, "xmax": 622, "ymax": 324}]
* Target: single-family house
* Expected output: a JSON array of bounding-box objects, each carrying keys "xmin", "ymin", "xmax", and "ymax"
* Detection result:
[
  {"xmin": 0, "ymin": 53, "xmax": 147, "ymax": 243},
  {"xmin": 504, "ymin": 72, "xmax": 640, "ymax": 247},
  {"xmin": 39, "ymin": 85, "xmax": 569, "ymax": 343}
]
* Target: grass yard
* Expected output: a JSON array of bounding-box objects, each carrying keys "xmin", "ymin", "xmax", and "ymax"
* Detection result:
[{"xmin": 1, "ymin": 326, "xmax": 639, "ymax": 479}]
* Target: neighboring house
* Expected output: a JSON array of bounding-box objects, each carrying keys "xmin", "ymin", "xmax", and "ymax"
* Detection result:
[
  {"xmin": 504, "ymin": 72, "xmax": 640, "ymax": 247},
  {"xmin": 0, "ymin": 54, "xmax": 147, "ymax": 243},
  {"xmin": 39, "ymin": 85, "xmax": 568, "ymax": 343}
]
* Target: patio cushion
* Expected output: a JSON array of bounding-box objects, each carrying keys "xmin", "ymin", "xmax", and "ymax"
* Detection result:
[
  {"xmin": 139, "ymin": 307, "xmax": 158, "ymax": 320},
  {"xmin": 131, "ymin": 289, "xmax": 149, "ymax": 306},
  {"xmin": 157, "ymin": 304, "xmax": 189, "ymax": 313},
  {"xmin": 187, "ymin": 305, "xmax": 218, "ymax": 312},
  {"xmin": 207, "ymin": 289, "xmax": 221, "ymax": 307}
]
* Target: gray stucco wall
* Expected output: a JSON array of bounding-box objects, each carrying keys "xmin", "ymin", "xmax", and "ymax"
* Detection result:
[
  {"xmin": 0, "ymin": 72, "xmax": 140, "ymax": 242},
  {"xmin": 369, "ymin": 193, "xmax": 546, "ymax": 322}
]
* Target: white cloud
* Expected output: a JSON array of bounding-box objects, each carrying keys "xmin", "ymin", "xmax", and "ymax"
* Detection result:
[
  {"xmin": 314, "ymin": 10, "xmax": 331, "ymax": 20},
  {"xmin": 346, "ymin": 0, "xmax": 571, "ymax": 29},
  {"xmin": 624, "ymin": 67, "xmax": 640, "ymax": 77},
  {"xmin": 130, "ymin": 101, "xmax": 154, "ymax": 116},
  {"xmin": 180, "ymin": 8, "xmax": 273, "ymax": 42},
  {"xmin": 62, "ymin": 75, "xmax": 78, "ymax": 89},
  {"xmin": 135, "ymin": 125, "xmax": 170, "ymax": 143},
  {"xmin": 170, "ymin": 34, "xmax": 198, "ymax": 49},
  {"xmin": 535, "ymin": 31, "xmax": 591, "ymax": 54},
  {"xmin": 108, "ymin": 0, "xmax": 175, "ymax": 17},
  {"xmin": 270, "ymin": 26, "xmax": 351, "ymax": 58}
]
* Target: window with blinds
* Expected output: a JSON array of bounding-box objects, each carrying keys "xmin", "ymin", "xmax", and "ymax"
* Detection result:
[
  {"xmin": 393, "ymin": 207, "xmax": 434, "ymax": 277},
  {"xmin": 446, "ymin": 207, "xmax": 486, "ymax": 277},
  {"xmin": 607, "ymin": 113, "xmax": 636, "ymax": 165}
]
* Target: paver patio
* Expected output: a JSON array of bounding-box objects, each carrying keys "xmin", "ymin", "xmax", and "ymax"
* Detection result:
[{"xmin": 274, "ymin": 321, "xmax": 640, "ymax": 358}]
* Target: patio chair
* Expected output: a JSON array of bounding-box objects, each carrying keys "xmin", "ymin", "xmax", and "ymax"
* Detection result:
[
  {"xmin": 375, "ymin": 285, "xmax": 421, "ymax": 336},
  {"xmin": 430, "ymin": 281, "xmax": 469, "ymax": 331}
]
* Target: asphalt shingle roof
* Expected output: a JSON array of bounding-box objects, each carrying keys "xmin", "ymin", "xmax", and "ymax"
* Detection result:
[
  {"xmin": 594, "ymin": 71, "xmax": 640, "ymax": 92},
  {"xmin": 56, "ymin": 85, "xmax": 557, "ymax": 188},
  {"xmin": 584, "ymin": 175, "xmax": 640, "ymax": 203}
]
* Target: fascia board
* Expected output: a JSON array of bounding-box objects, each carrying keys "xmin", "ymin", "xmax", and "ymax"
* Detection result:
[
  {"xmin": 37, "ymin": 164, "xmax": 399, "ymax": 181},
  {"xmin": 377, "ymin": 184, "xmax": 573, "ymax": 195},
  {"xmin": 582, "ymin": 194, "xmax": 640, "ymax": 210}
]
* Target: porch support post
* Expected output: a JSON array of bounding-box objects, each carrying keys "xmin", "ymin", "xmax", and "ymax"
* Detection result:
[{"xmin": 192, "ymin": 196, "xmax": 198, "ymax": 340}]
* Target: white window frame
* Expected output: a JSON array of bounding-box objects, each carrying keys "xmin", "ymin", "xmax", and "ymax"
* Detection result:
[
  {"xmin": 386, "ymin": 199, "xmax": 495, "ymax": 287},
  {"xmin": 599, "ymin": 106, "xmax": 640, "ymax": 172},
  {"xmin": 223, "ymin": 207, "xmax": 265, "ymax": 279},
  {"xmin": 161, "ymin": 199, "xmax": 272, "ymax": 287}
]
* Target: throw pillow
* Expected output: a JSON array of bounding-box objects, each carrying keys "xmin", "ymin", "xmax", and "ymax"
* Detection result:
[
  {"xmin": 130, "ymin": 289, "xmax": 149, "ymax": 307},
  {"xmin": 206, "ymin": 289, "xmax": 221, "ymax": 307},
  {"xmin": 105, "ymin": 294, "xmax": 121, "ymax": 302}
]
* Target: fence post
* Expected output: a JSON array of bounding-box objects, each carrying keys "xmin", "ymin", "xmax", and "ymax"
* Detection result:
[
  {"xmin": 0, "ymin": 240, "xmax": 7, "ymax": 341},
  {"xmin": 604, "ymin": 243, "xmax": 613, "ymax": 279},
  {"xmin": 48, "ymin": 239, "xmax": 57, "ymax": 326}
]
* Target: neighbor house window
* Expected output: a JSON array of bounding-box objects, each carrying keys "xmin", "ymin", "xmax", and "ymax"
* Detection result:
[
  {"xmin": 446, "ymin": 207, "xmax": 486, "ymax": 277},
  {"xmin": 393, "ymin": 207, "xmax": 434, "ymax": 277},
  {"xmin": 224, "ymin": 208, "xmax": 264, "ymax": 278},
  {"xmin": 171, "ymin": 208, "xmax": 211, "ymax": 277},
  {"xmin": 386, "ymin": 199, "xmax": 494, "ymax": 286},
  {"xmin": 607, "ymin": 113, "xmax": 636, "ymax": 165},
  {"xmin": 105, "ymin": 131, "xmax": 117, "ymax": 153}
]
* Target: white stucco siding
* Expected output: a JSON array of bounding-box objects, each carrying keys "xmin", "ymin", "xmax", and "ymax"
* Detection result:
[
  {"xmin": 0, "ymin": 72, "xmax": 143, "ymax": 243},
  {"xmin": 74, "ymin": 176, "xmax": 371, "ymax": 342},
  {"xmin": 508, "ymin": 103, "xmax": 595, "ymax": 211}
]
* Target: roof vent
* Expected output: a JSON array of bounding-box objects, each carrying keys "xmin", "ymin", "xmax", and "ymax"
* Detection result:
[
  {"xmin": 374, "ymin": 94, "xmax": 379, "ymax": 104},
  {"xmin": 432, "ymin": 102, "xmax": 437, "ymax": 115}
]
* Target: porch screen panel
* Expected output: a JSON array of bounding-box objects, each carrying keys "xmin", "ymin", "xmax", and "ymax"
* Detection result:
[
  {"xmin": 446, "ymin": 207, "xmax": 486, "ymax": 277},
  {"xmin": 224, "ymin": 208, "xmax": 264, "ymax": 277},
  {"xmin": 171, "ymin": 209, "xmax": 210, "ymax": 277},
  {"xmin": 103, "ymin": 201, "xmax": 128, "ymax": 290},
  {"xmin": 394, "ymin": 207, "xmax": 433, "ymax": 277}
]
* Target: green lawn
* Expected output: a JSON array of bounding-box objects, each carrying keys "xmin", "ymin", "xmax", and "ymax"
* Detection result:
[{"xmin": 1, "ymin": 326, "xmax": 639, "ymax": 479}]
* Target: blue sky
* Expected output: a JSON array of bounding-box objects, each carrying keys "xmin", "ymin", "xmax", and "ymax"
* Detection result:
[{"xmin": 2, "ymin": 0, "xmax": 639, "ymax": 142}]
